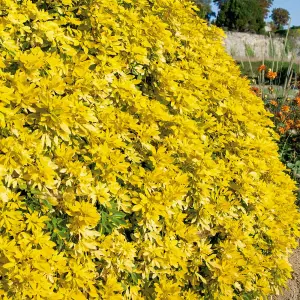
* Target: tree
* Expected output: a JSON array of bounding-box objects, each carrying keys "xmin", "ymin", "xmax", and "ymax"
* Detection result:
[
  {"xmin": 193, "ymin": 0, "xmax": 216, "ymax": 21},
  {"xmin": 216, "ymin": 0, "xmax": 265, "ymax": 33},
  {"xmin": 259, "ymin": 0, "xmax": 273, "ymax": 18},
  {"xmin": 213, "ymin": 0, "xmax": 227, "ymax": 8},
  {"xmin": 271, "ymin": 8, "xmax": 290, "ymax": 29},
  {"xmin": 214, "ymin": 0, "xmax": 273, "ymax": 18}
]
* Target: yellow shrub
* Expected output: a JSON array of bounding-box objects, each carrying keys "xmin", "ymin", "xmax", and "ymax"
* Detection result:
[{"xmin": 0, "ymin": 0, "xmax": 299, "ymax": 299}]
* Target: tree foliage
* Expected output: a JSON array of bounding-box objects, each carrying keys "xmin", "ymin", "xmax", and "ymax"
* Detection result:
[
  {"xmin": 213, "ymin": 0, "xmax": 227, "ymax": 8},
  {"xmin": 271, "ymin": 8, "xmax": 290, "ymax": 29},
  {"xmin": 0, "ymin": 0, "xmax": 299, "ymax": 299},
  {"xmin": 259, "ymin": 0, "xmax": 274, "ymax": 18},
  {"xmin": 216, "ymin": 0, "xmax": 265, "ymax": 33},
  {"xmin": 214, "ymin": 0, "xmax": 273, "ymax": 19},
  {"xmin": 193, "ymin": 0, "xmax": 215, "ymax": 21}
]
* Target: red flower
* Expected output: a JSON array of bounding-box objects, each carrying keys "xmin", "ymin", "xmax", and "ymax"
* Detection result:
[
  {"xmin": 281, "ymin": 105, "xmax": 290, "ymax": 113},
  {"xmin": 270, "ymin": 100, "xmax": 278, "ymax": 107},
  {"xmin": 294, "ymin": 97, "xmax": 300, "ymax": 106},
  {"xmin": 279, "ymin": 127, "xmax": 286, "ymax": 134},
  {"xmin": 267, "ymin": 69, "xmax": 277, "ymax": 80},
  {"xmin": 258, "ymin": 65, "xmax": 266, "ymax": 72}
]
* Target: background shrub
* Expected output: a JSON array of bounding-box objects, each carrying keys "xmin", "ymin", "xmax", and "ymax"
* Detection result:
[{"xmin": 0, "ymin": 0, "xmax": 299, "ymax": 299}]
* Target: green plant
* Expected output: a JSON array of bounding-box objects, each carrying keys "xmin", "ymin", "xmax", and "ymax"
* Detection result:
[
  {"xmin": 249, "ymin": 58, "xmax": 300, "ymax": 205},
  {"xmin": 240, "ymin": 12, "xmax": 300, "ymax": 207},
  {"xmin": 268, "ymin": 40, "xmax": 274, "ymax": 58},
  {"xmin": 230, "ymin": 46, "xmax": 237, "ymax": 57},
  {"xmin": 245, "ymin": 43, "xmax": 255, "ymax": 58},
  {"xmin": 238, "ymin": 60, "xmax": 300, "ymax": 82},
  {"xmin": 278, "ymin": 133, "xmax": 300, "ymax": 206}
]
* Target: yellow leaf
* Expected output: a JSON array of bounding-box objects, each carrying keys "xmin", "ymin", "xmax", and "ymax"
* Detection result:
[
  {"xmin": 3, "ymin": 262, "xmax": 15, "ymax": 269},
  {"xmin": 132, "ymin": 204, "xmax": 142, "ymax": 212},
  {"xmin": 60, "ymin": 123, "xmax": 71, "ymax": 134}
]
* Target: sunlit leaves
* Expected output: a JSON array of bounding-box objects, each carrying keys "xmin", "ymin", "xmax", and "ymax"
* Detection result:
[{"xmin": 0, "ymin": 0, "xmax": 299, "ymax": 299}]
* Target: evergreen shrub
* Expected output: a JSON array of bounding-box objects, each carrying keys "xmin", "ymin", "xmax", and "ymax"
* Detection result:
[{"xmin": 0, "ymin": 0, "xmax": 299, "ymax": 299}]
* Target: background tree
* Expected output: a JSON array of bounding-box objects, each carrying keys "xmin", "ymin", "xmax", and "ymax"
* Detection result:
[
  {"xmin": 213, "ymin": 0, "xmax": 227, "ymax": 8},
  {"xmin": 216, "ymin": 0, "xmax": 265, "ymax": 33},
  {"xmin": 214, "ymin": 0, "xmax": 273, "ymax": 18},
  {"xmin": 193, "ymin": 0, "xmax": 216, "ymax": 21},
  {"xmin": 271, "ymin": 8, "xmax": 290, "ymax": 29},
  {"xmin": 259, "ymin": 0, "xmax": 273, "ymax": 18}
]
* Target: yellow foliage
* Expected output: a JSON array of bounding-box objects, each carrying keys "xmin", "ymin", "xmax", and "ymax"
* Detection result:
[{"xmin": 0, "ymin": 0, "xmax": 299, "ymax": 299}]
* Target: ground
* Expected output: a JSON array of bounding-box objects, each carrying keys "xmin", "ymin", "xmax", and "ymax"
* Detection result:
[{"xmin": 272, "ymin": 243, "xmax": 300, "ymax": 300}]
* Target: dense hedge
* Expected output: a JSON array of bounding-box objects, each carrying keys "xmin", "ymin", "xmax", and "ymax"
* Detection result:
[{"xmin": 0, "ymin": 0, "xmax": 299, "ymax": 299}]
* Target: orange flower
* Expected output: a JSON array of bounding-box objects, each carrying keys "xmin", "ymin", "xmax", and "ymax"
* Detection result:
[
  {"xmin": 258, "ymin": 64, "xmax": 266, "ymax": 72},
  {"xmin": 286, "ymin": 119, "xmax": 294, "ymax": 130},
  {"xmin": 270, "ymin": 100, "xmax": 278, "ymax": 106},
  {"xmin": 267, "ymin": 69, "xmax": 277, "ymax": 80},
  {"xmin": 278, "ymin": 127, "xmax": 286, "ymax": 134},
  {"xmin": 294, "ymin": 97, "xmax": 300, "ymax": 106},
  {"xmin": 281, "ymin": 105, "xmax": 290, "ymax": 113},
  {"xmin": 251, "ymin": 86, "xmax": 261, "ymax": 96}
]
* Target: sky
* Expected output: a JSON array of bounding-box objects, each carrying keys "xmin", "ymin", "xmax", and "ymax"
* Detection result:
[{"xmin": 211, "ymin": 0, "xmax": 300, "ymax": 27}]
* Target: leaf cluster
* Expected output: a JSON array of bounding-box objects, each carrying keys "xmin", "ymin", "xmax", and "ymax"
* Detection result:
[
  {"xmin": 0, "ymin": 0, "xmax": 299, "ymax": 299},
  {"xmin": 216, "ymin": 0, "xmax": 266, "ymax": 33}
]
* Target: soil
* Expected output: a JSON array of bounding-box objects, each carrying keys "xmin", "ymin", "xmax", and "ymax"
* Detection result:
[{"xmin": 271, "ymin": 244, "xmax": 300, "ymax": 300}]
